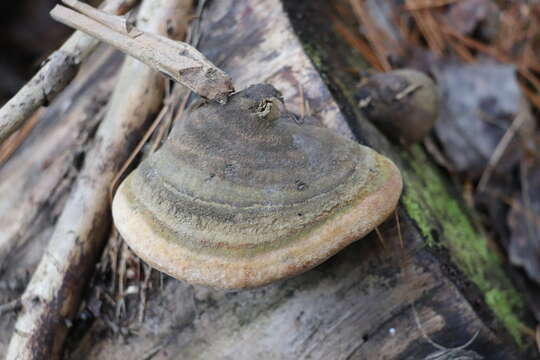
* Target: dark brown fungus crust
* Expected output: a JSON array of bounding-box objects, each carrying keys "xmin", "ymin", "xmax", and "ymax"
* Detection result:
[
  {"xmin": 356, "ymin": 69, "xmax": 439, "ymax": 145},
  {"xmin": 112, "ymin": 84, "xmax": 402, "ymax": 289}
]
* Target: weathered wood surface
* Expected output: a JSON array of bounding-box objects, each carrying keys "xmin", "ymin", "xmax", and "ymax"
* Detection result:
[
  {"xmin": 62, "ymin": 0, "xmax": 532, "ymax": 359},
  {"xmin": 0, "ymin": 0, "xmax": 535, "ymax": 359},
  {"xmin": 3, "ymin": 1, "xmax": 191, "ymax": 358},
  {"xmin": 0, "ymin": 0, "xmax": 138, "ymax": 144},
  {"xmin": 0, "ymin": 46, "xmax": 123, "ymax": 355}
]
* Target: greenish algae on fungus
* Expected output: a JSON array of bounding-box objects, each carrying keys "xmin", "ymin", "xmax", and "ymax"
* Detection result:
[{"xmin": 112, "ymin": 84, "xmax": 402, "ymax": 289}]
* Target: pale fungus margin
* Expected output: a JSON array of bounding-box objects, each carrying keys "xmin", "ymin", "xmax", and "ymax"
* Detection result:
[{"xmin": 112, "ymin": 84, "xmax": 403, "ymax": 289}]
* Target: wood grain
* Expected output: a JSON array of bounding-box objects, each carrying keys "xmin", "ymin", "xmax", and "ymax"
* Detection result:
[{"xmin": 67, "ymin": 0, "xmax": 527, "ymax": 358}]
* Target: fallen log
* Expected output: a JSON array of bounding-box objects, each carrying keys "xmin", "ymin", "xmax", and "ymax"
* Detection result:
[
  {"xmin": 0, "ymin": 0, "xmax": 536, "ymax": 359},
  {"xmin": 64, "ymin": 0, "xmax": 535, "ymax": 358}
]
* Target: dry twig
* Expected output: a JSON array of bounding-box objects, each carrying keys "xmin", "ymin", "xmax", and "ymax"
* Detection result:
[
  {"xmin": 349, "ymin": 0, "xmax": 394, "ymax": 71},
  {"xmin": 0, "ymin": 0, "xmax": 139, "ymax": 146},
  {"xmin": 477, "ymin": 109, "xmax": 530, "ymax": 191},
  {"xmin": 108, "ymin": 84, "xmax": 189, "ymax": 202},
  {"xmin": 404, "ymin": 0, "xmax": 458, "ymax": 11},
  {"xmin": 406, "ymin": 4, "xmax": 445, "ymax": 56},
  {"xmin": 51, "ymin": 0, "xmax": 234, "ymax": 102},
  {"xmin": 0, "ymin": 109, "xmax": 43, "ymax": 167},
  {"xmin": 6, "ymin": 1, "xmax": 191, "ymax": 358},
  {"xmin": 332, "ymin": 17, "xmax": 385, "ymax": 72}
]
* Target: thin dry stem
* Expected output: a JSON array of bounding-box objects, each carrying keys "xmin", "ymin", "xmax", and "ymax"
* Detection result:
[
  {"xmin": 108, "ymin": 102, "xmax": 169, "ymax": 203},
  {"xmin": 6, "ymin": 1, "xmax": 191, "ymax": 358},
  {"xmin": 51, "ymin": 0, "xmax": 234, "ymax": 102},
  {"xmin": 374, "ymin": 227, "xmax": 386, "ymax": 248},
  {"xmin": 395, "ymin": 210, "xmax": 404, "ymax": 250},
  {"xmin": 477, "ymin": 110, "xmax": 529, "ymax": 191},
  {"xmin": 137, "ymin": 264, "xmax": 152, "ymax": 323},
  {"xmin": 153, "ymin": 88, "xmax": 190, "ymax": 150},
  {"xmin": 0, "ymin": 0, "xmax": 139, "ymax": 146},
  {"xmin": 0, "ymin": 109, "xmax": 43, "ymax": 167},
  {"xmin": 349, "ymin": 0, "xmax": 393, "ymax": 71},
  {"xmin": 115, "ymin": 240, "xmax": 129, "ymax": 321},
  {"xmin": 404, "ymin": 0, "xmax": 457, "ymax": 11},
  {"xmin": 407, "ymin": 6, "xmax": 445, "ymax": 56},
  {"xmin": 332, "ymin": 17, "xmax": 385, "ymax": 71}
]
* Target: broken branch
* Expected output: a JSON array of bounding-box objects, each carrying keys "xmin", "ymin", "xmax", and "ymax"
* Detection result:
[
  {"xmin": 6, "ymin": 0, "xmax": 191, "ymax": 359},
  {"xmin": 0, "ymin": 0, "xmax": 139, "ymax": 146},
  {"xmin": 51, "ymin": 0, "xmax": 234, "ymax": 102}
]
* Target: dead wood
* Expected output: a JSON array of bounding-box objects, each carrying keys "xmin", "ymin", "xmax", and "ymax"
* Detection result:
[
  {"xmin": 62, "ymin": 0, "xmax": 534, "ymax": 358},
  {"xmin": 5, "ymin": 0, "xmax": 191, "ymax": 359},
  {"xmin": 0, "ymin": 44, "xmax": 122, "ymax": 357},
  {"xmin": 0, "ymin": 47, "xmax": 121, "ymax": 280},
  {"xmin": 0, "ymin": 0, "xmax": 139, "ymax": 146},
  {"xmin": 0, "ymin": 0, "xmax": 537, "ymax": 359}
]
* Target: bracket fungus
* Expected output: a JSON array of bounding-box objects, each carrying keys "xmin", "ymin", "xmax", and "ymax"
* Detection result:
[
  {"xmin": 356, "ymin": 69, "xmax": 439, "ymax": 145},
  {"xmin": 112, "ymin": 84, "xmax": 402, "ymax": 289}
]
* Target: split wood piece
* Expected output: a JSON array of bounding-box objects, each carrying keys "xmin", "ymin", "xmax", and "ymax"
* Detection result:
[
  {"xmin": 113, "ymin": 84, "xmax": 403, "ymax": 289},
  {"xmin": 5, "ymin": 1, "xmax": 191, "ymax": 359},
  {"xmin": 50, "ymin": 0, "xmax": 234, "ymax": 102},
  {"xmin": 0, "ymin": 0, "xmax": 139, "ymax": 146}
]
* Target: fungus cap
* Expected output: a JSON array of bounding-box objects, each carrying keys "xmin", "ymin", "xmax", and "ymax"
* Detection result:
[{"xmin": 112, "ymin": 84, "xmax": 402, "ymax": 289}]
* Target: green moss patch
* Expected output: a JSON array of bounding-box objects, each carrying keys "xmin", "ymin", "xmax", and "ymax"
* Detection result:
[
  {"xmin": 282, "ymin": 1, "xmax": 529, "ymax": 348},
  {"xmin": 401, "ymin": 145, "xmax": 526, "ymax": 346}
]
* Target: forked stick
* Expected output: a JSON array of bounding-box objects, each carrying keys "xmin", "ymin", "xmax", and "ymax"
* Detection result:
[
  {"xmin": 50, "ymin": 0, "xmax": 234, "ymax": 102},
  {"xmin": 6, "ymin": 0, "xmax": 192, "ymax": 359},
  {"xmin": 0, "ymin": 0, "xmax": 139, "ymax": 146}
]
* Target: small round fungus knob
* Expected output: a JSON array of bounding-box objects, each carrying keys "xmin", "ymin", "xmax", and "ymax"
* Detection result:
[
  {"xmin": 356, "ymin": 69, "xmax": 439, "ymax": 144},
  {"xmin": 112, "ymin": 84, "xmax": 403, "ymax": 289}
]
